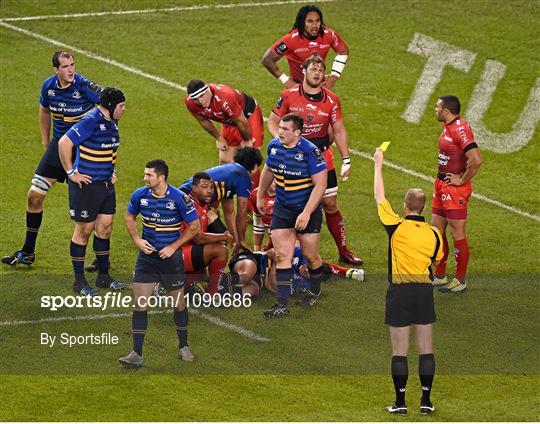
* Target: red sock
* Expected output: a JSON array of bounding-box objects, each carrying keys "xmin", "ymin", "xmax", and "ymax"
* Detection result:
[
  {"xmin": 434, "ymin": 233, "xmax": 449, "ymax": 277},
  {"xmin": 207, "ymin": 257, "xmax": 227, "ymax": 295},
  {"xmin": 251, "ymin": 168, "xmax": 260, "ymax": 190},
  {"xmin": 325, "ymin": 210, "xmax": 348, "ymax": 255},
  {"xmin": 325, "ymin": 261, "xmax": 348, "ymax": 277},
  {"xmin": 454, "ymin": 237, "xmax": 470, "ymax": 283}
]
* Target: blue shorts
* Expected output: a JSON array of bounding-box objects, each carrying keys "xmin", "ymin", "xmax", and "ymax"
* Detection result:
[
  {"xmin": 68, "ymin": 180, "xmax": 116, "ymax": 222},
  {"xmin": 270, "ymin": 202, "xmax": 322, "ymax": 234},
  {"xmin": 133, "ymin": 250, "xmax": 184, "ymax": 291},
  {"xmin": 35, "ymin": 141, "xmax": 71, "ymax": 183}
]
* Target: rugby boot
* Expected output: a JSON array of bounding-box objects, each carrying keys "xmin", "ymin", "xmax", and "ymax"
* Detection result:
[
  {"xmin": 85, "ymin": 258, "xmax": 98, "ymax": 273},
  {"xmin": 2, "ymin": 250, "xmax": 35, "ymax": 266},
  {"xmin": 179, "ymin": 346, "xmax": 195, "ymax": 362},
  {"xmin": 345, "ymin": 268, "xmax": 365, "ymax": 282},
  {"xmin": 420, "ymin": 402, "xmax": 435, "ymax": 415},
  {"xmin": 263, "ymin": 302, "xmax": 290, "ymax": 318},
  {"xmin": 296, "ymin": 291, "xmax": 320, "ymax": 307},
  {"xmin": 119, "ymin": 351, "xmax": 144, "ymax": 367},
  {"xmin": 438, "ymin": 277, "xmax": 467, "ymax": 293},
  {"xmin": 385, "ymin": 404, "xmax": 407, "ymax": 415},
  {"xmin": 95, "ymin": 274, "xmax": 125, "ymax": 290},
  {"xmin": 217, "ymin": 272, "xmax": 233, "ymax": 296},
  {"xmin": 73, "ymin": 281, "xmax": 99, "ymax": 297},
  {"xmin": 339, "ymin": 250, "xmax": 363, "ymax": 266},
  {"xmin": 431, "ymin": 275, "xmax": 447, "ymax": 286}
]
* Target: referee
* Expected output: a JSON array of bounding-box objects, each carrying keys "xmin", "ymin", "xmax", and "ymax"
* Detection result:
[{"xmin": 373, "ymin": 148, "xmax": 443, "ymax": 416}]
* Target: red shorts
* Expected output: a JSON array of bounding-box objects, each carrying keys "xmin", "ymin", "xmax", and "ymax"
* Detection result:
[
  {"xmin": 323, "ymin": 148, "xmax": 335, "ymax": 171},
  {"xmin": 221, "ymin": 105, "xmax": 264, "ymax": 148},
  {"xmin": 181, "ymin": 244, "xmax": 205, "ymax": 273},
  {"xmin": 432, "ymin": 178, "xmax": 472, "ymax": 220}
]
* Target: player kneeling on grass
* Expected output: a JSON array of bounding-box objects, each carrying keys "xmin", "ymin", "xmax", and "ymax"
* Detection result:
[{"xmin": 119, "ymin": 160, "xmax": 200, "ymax": 367}]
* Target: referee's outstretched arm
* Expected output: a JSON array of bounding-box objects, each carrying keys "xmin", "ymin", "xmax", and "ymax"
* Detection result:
[{"xmin": 373, "ymin": 148, "xmax": 386, "ymax": 203}]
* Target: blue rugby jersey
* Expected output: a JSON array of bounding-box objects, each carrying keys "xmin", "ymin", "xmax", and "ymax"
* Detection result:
[
  {"xmin": 179, "ymin": 162, "xmax": 252, "ymax": 204},
  {"xmin": 265, "ymin": 137, "xmax": 327, "ymax": 210},
  {"xmin": 64, "ymin": 108, "xmax": 119, "ymax": 181},
  {"xmin": 39, "ymin": 73, "xmax": 101, "ymax": 143},
  {"xmin": 127, "ymin": 185, "xmax": 199, "ymax": 251}
]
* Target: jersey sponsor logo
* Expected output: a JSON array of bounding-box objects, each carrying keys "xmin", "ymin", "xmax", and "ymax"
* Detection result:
[
  {"xmin": 140, "ymin": 199, "xmax": 149, "ymax": 206},
  {"xmin": 48, "ymin": 90, "xmax": 55, "ymax": 97},
  {"xmin": 152, "ymin": 212, "xmax": 160, "ymax": 218},
  {"xmin": 100, "ymin": 142, "xmax": 120, "ymax": 148},
  {"xmin": 318, "ymin": 110, "xmax": 329, "ymax": 117},
  {"xmin": 306, "ymin": 103, "xmax": 317, "ymax": 110},
  {"xmin": 80, "ymin": 210, "xmax": 89, "ymax": 218},
  {"xmin": 275, "ymin": 42, "xmax": 288, "ymax": 55},
  {"xmin": 69, "ymin": 209, "xmax": 75, "ymax": 216},
  {"xmin": 441, "ymin": 194, "xmax": 453, "ymax": 201},
  {"xmin": 279, "ymin": 163, "xmax": 286, "ymax": 169},
  {"xmin": 72, "ymin": 91, "xmax": 81, "ymax": 99},
  {"xmin": 270, "ymin": 147, "xmax": 277, "ymax": 155},
  {"xmin": 88, "ymin": 82, "xmax": 102, "ymax": 94},
  {"xmin": 444, "ymin": 135, "xmax": 453, "ymax": 141},
  {"xmin": 309, "ymin": 41, "xmax": 318, "ymax": 47},
  {"xmin": 58, "ymin": 102, "xmax": 67, "ymax": 108},
  {"xmin": 457, "ymin": 127, "xmax": 469, "ymax": 142},
  {"xmin": 437, "ymin": 152, "xmax": 450, "ymax": 166},
  {"xmin": 313, "ymin": 147, "xmax": 324, "ymax": 163},
  {"xmin": 100, "ymin": 124, "xmax": 107, "ymax": 131}
]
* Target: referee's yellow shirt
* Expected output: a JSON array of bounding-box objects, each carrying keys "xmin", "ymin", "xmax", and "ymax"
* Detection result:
[{"xmin": 377, "ymin": 198, "xmax": 444, "ymax": 284}]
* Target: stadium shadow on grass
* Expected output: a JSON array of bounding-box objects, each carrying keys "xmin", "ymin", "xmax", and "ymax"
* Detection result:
[{"xmin": 0, "ymin": 273, "xmax": 537, "ymax": 376}]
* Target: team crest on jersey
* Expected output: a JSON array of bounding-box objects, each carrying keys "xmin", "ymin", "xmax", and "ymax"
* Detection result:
[
  {"xmin": 166, "ymin": 200, "xmax": 176, "ymax": 210},
  {"xmin": 140, "ymin": 199, "xmax": 149, "ymax": 206},
  {"xmin": 307, "ymin": 114, "xmax": 314, "ymax": 122},
  {"xmin": 295, "ymin": 152, "xmax": 304, "ymax": 161},
  {"xmin": 275, "ymin": 42, "xmax": 288, "ymax": 55},
  {"xmin": 48, "ymin": 90, "xmax": 55, "ymax": 97},
  {"xmin": 72, "ymin": 91, "xmax": 81, "ymax": 99}
]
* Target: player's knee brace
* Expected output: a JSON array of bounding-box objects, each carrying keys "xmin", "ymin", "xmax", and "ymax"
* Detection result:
[{"xmin": 30, "ymin": 174, "xmax": 51, "ymax": 195}]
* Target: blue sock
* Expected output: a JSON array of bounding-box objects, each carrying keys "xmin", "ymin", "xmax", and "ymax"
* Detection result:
[
  {"xmin": 173, "ymin": 309, "xmax": 189, "ymax": 348},
  {"xmin": 70, "ymin": 241, "xmax": 87, "ymax": 283},
  {"xmin": 132, "ymin": 310, "xmax": 148, "ymax": 356},
  {"xmin": 276, "ymin": 267, "xmax": 292, "ymax": 305},
  {"xmin": 308, "ymin": 264, "xmax": 324, "ymax": 295},
  {"xmin": 22, "ymin": 211, "xmax": 43, "ymax": 254},
  {"xmin": 93, "ymin": 235, "xmax": 110, "ymax": 275}
]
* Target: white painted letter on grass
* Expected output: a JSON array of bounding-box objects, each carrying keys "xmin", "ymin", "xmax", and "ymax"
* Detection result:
[
  {"xmin": 402, "ymin": 32, "xmax": 476, "ymax": 123},
  {"xmin": 465, "ymin": 60, "xmax": 540, "ymax": 153}
]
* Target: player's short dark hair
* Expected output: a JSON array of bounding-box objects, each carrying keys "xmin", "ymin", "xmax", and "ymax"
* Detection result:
[
  {"xmin": 234, "ymin": 147, "xmax": 263, "ymax": 172},
  {"xmin": 192, "ymin": 172, "xmax": 212, "ymax": 186},
  {"xmin": 293, "ymin": 5, "xmax": 325, "ymax": 38},
  {"xmin": 145, "ymin": 159, "xmax": 169, "ymax": 180},
  {"xmin": 302, "ymin": 52, "xmax": 326, "ymax": 71},
  {"xmin": 52, "ymin": 51, "xmax": 73, "ymax": 68},
  {"xmin": 281, "ymin": 113, "xmax": 304, "ymax": 131},
  {"xmin": 187, "ymin": 79, "xmax": 206, "ymax": 95},
  {"xmin": 404, "ymin": 189, "xmax": 426, "ymax": 214},
  {"xmin": 439, "ymin": 95, "xmax": 461, "ymax": 115}
]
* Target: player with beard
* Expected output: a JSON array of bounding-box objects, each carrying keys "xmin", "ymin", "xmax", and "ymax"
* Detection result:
[
  {"xmin": 261, "ymin": 5, "xmax": 349, "ymax": 90},
  {"xmin": 268, "ymin": 54, "xmax": 362, "ymax": 265},
  {"xmin": 180, "ymin": 172, "xmax": 234, "ymax": 295}
]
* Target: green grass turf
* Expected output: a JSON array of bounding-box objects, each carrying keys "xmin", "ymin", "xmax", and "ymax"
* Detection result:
[{"xmin": 1, "ymin": 0, "xmax": 539, "ymax": 421}]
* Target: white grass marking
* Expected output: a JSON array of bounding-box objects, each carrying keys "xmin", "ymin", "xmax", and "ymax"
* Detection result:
[
  {"xmin": 0, "ymin": 0, "xmax": 334, "ymax": 22},
  {"xmin": 350, "ymin": 148, "xmax": 540, "ymax": 222},
  {"xmin": 0, "ymin": 309, "xmax": 271, "ymax": 342},
  {"xmin": 1, "ymin": 22, "xmax": 538, "ymax": 223}
]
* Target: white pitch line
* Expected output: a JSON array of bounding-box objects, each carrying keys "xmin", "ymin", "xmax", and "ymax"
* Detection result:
[
  {"xmin": 0, "ymin": 0, "xmax": 334, "ymax": 22},
  {"xmin": 351, "ymin": 148, "xmax": 540, "ymax": 222},
  {"xmin": 1, "ymin": 23, "xmax": 539, "ymax": 223},
  {"xmin": 0, "ymin": 309, "xmax": 271, "ymax": 342}
]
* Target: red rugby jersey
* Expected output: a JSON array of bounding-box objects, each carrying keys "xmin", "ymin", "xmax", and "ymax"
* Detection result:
[
  {"xmin": 249, "ymin": 187, "xmax": 275, "ymax": 230},
  {"xmin": 437, "ymin": 117, "xmax": 476, "ymax": 175},
  {"xmin": 185, "ymin": 83, "xmax": 245, "ymax": 125},
  {"xmin": 181, "ymin": 195, "xmax": 208, "ymax": 241},
  {"xmin": 270, "ymin": 28, "xmax": 346, "ymax": 82}
]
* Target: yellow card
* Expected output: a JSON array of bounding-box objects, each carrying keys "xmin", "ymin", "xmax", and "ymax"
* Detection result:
[{"xmin": 380, "ymin": 141, "xmax": 391, "ymax": 152}]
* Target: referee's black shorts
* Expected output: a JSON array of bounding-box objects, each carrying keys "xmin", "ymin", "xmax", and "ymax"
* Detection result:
[
  {"xmin": 133, "ymin": 250, "xmax": 185, "ymax": 291},
  {"xmin": 68, "ymin": 180, "xmax": 116, "ymax": 222},
  {"xmin": 385, "ymin": 283, "xmax": 436, "ymax": 327},
  {"xmin": 270, "ymin": 202, "xmax": 322, "ymax": 234}
]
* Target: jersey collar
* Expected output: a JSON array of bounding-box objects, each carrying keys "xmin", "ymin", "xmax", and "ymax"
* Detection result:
[{"xmin": 405, "ymin": 215, "xmax": 426, "ymax": 222}]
